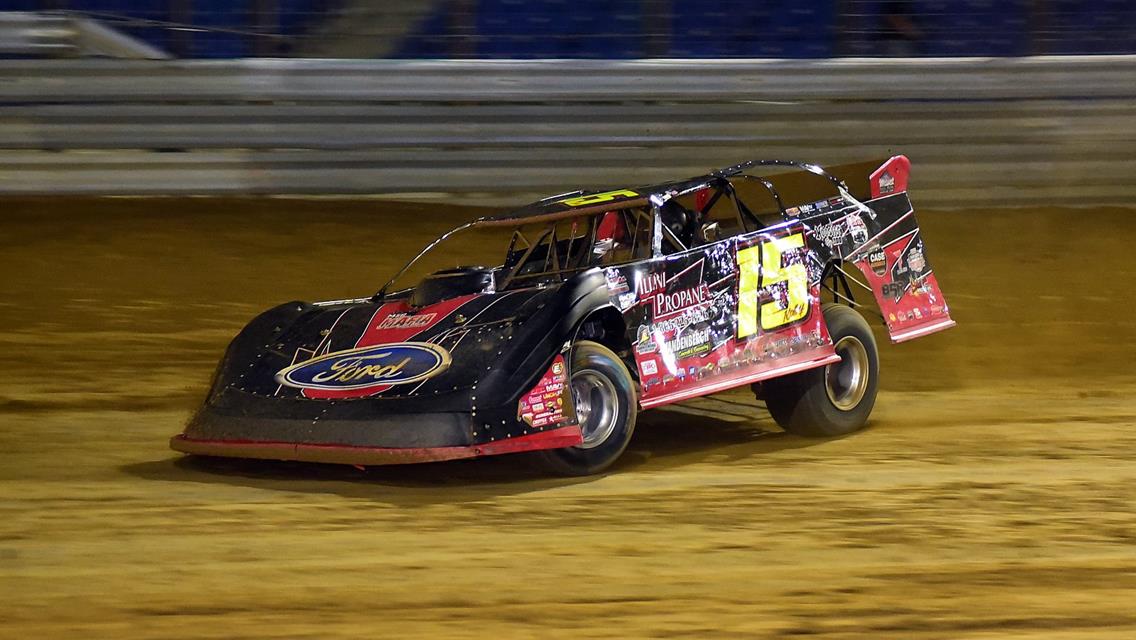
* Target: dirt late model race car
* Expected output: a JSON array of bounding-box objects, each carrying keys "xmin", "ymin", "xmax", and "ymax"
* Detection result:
[{"xmin": 171, "ymin": 156, "xmax": 954, "ymax": 475}]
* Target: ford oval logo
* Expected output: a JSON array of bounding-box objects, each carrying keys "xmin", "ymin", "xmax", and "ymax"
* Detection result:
[{"xmin": 275, "ymin": 342, "xmax": 451, "ymax": 391}]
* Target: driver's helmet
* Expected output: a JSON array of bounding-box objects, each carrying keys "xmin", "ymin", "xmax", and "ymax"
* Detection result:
[{"xmin": 658, "ymin": 200, "xmax": 698, "ymax": 248}]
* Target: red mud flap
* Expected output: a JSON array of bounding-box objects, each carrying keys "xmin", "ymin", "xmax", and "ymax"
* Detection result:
[{"xmin": 170, "ymin": 425, "xmax": 583, "ymax": 466}]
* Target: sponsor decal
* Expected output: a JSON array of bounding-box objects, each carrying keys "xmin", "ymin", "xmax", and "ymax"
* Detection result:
[
  {"xmin": 640, "ymin": 359, "xmax": 659, "ymax": 376},
  {"xmin": 663, "ymin": 328, "xmax": 712, "ymax": 359},
  {"xmin": 638, "ymin": 272, "xmax": 667, "ymax": 297},
  {"xmin": 635, "ymin": 324, "xmax": 659, "ymax": 354},
  {"xmin": 518, "ymin": 355, "xmax": 571, "ymax": 428},
  {"xmin": 376, "ymin": 312, "xmax": 438, "ymax": 330},
  {"xmin": 847, "ymin": 215, "xmax": 869, "ymax": 245},
  {"xmin": 907, "ymin": 247, "xmax": 926, "ymax": 273},
  {"xmin": 604, "ymin": 268, "xmax": 630, "ymax": 294},
  {"xmin": 811, "ymin": 213, "xmax": 867, "ymax": 250},
  {"xmin": 811, "ymin": 219, "xmax": 848, "ymax": 249},
  {"xmin": 644, "ymin": 259, "xmax": 722, "ymax": 324},
  {"xmin": 647, "ymin": 307, "xmax": 710, "ymax": 336},
  {"xmin": 616, "ymin": 292, "xmax": 637, "ymax": 311},
  {"xmin": 784, "ymin": 206, "xmax": 800, "ymax": 216},
  {"xmin": 868, "ymin": 246, "xmax": 888, "ymax": 276},
  {"xmin": 276, "ymin": 342, "xmax": 451, "ymax": 391},
  {"xmin": 879, "ymin": 171, "xmax": 895, "ymax": 194},
  {"xmin": 652, "ymin": 284, "xmax": 712, "ymax": 320},
  {"xmin": 881, "ymin": 280, "xmax": 906, "ymax": 302}
]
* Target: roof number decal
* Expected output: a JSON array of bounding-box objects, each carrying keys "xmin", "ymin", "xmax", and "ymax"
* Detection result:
[{"xmin": 559, "ymin": 189, "xmax": 639, "ymax": 207}]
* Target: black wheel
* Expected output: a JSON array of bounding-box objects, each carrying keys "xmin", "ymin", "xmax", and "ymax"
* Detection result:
[
  {"xmin": 534, "ymin": 341, "xmax": 637, "ymax": 475},
  {"xmin": 763, "ymin": 304, "xmax": 879, "ymax": 437}
]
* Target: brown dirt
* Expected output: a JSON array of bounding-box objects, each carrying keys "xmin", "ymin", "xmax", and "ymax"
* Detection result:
[{"xmin": 1, "ymin": 197, "xmax": 1134, "ymax": 639}]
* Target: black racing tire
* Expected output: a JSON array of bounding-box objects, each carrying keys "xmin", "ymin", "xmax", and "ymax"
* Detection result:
[
  {"xmin": 534, "ymin": 341, "xmax": 637, "ymax": 476},
  {"xmin": 763, "ymin": 304, "xmax": 879, "ymax": 437}
]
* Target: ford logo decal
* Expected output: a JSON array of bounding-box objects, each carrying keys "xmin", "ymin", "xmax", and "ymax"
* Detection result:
[{"xmin": 275, "ymin": 342, "xmax": 451, "ymax": 390}]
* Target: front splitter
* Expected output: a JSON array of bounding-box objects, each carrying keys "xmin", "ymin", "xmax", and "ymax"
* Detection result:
[{"xmin": 170, "ymin": 425, "xmax": 583, "ymax": 466}]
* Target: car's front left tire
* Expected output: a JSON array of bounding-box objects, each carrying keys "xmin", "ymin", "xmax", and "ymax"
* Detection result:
[{"xmin": 534, "ymin": 340, "xmax": 637, "ymax": 475}]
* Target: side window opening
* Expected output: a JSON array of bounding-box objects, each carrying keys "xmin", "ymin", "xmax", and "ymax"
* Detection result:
[{"xmin": 591, "ymin": 209, "xmax": 653, "ymax": 266}]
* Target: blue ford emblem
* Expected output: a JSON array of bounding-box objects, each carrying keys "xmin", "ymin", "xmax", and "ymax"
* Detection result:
[{"xmin": 275, "ymin": 342, "xmax": 451, "ymax": 390}]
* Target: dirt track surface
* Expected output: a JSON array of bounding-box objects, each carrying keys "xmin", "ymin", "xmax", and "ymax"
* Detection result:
[{"xmin": 1, "ymin": 198, "xmax": 1135, "ymax": 639}]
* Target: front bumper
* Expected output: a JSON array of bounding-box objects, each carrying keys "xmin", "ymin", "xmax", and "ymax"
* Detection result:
[
  {"xmin": 173, "ymin": 397, "xmax": 583, "ymax": 466},
  {"xmin": 170, "ymin": 425, "xmax": 583, "ymax": 466},
  {"xmin": 183, "ymin": 404, "xmax": 477, "ymax": 449}
]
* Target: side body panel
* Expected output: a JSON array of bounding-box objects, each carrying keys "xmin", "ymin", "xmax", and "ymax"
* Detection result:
[{"xmin": 604, "ymin": 223, "xmax": 839, "ymax": 409}]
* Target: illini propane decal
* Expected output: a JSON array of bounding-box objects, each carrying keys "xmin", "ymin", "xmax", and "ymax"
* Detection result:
[{"xmin": 275, "ymin": 342, "xmax": 452, "ymax": 391}]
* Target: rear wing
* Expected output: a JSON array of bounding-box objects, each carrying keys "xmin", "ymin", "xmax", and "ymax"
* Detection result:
[{"xmin": 798, "ymin": 156, "xmax": 955, "ymax": 343}]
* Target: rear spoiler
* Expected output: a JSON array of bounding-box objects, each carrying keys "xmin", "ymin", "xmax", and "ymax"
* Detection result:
[
  {"xmin": 855, "ymin": 156, "xmax": 955, "ymax": 343},
  {"xmin": 800, "ymin": 155, "xmax": 956, "ymax": 343}
]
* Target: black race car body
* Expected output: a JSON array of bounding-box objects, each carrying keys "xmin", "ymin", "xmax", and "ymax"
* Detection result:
[{"xmin": 172, "ymin": 156, "xmax": 954, "ymax": 471}]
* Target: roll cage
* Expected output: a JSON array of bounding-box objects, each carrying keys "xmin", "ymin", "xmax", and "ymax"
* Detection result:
[{"xmin": 377, "ymin": 159, "xmax": 873, "ymax": 300}]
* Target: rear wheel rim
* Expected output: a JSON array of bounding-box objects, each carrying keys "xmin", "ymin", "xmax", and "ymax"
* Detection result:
[
  {"xmin": 571, "ymin": 369, "xmax": 619, "ymax": 449},
  {"xmin": 825, "ymin": 335, "xmax": 869, "ymax": 411}
]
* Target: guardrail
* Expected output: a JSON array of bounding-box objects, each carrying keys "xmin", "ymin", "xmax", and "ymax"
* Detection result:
[
  {"xmin": 2, "ymin": 57, "xmax": 1134, "ymax": 206},
  {"xmin": 0, "ymin": 12, "xmax": 74, "ymax": 57}
]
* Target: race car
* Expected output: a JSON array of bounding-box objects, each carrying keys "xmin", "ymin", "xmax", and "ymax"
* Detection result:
[{"xmin": 171, "ymin": 156, "xmax": 954, "ymax": 475}]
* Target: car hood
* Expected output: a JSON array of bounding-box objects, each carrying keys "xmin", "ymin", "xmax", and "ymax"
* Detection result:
[{"xmin": 210, "ymin": 288, "xmax": 551, "ymax": 406}]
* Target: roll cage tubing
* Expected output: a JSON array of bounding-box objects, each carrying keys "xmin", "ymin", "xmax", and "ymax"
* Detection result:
[{"xmin": 375, "ymin": 160, "xmax": 872, "ymax": 299}]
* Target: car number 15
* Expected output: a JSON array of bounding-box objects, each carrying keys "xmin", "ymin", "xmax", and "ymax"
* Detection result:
[{"xmin": 736, "ymin": 233, "xmax": 809, "ymax": 338}]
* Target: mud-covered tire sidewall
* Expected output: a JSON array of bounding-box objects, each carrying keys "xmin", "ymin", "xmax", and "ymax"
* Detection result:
[
  {"xmin": 764, "ymin": 304, "xmax": 879, "ymax": 437},
  {"xmin": 534, "ymin": 341, "xmax": 637, "ymax": 475}
]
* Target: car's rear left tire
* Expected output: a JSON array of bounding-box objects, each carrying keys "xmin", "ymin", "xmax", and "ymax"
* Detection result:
[
  {"xmin": 763, "ymin": 303, "xmax": 879, "ymax": 437},
  {"xmin": 534, "ymin": 341, "xmax": 637, "ymax": 475}
]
